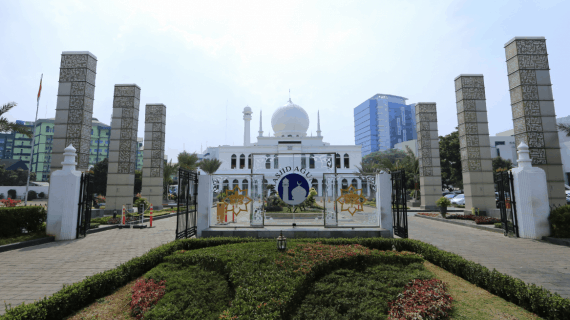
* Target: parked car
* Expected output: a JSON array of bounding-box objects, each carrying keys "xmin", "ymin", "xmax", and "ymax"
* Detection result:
[
  {"xmin": 450, "ymin": 194, "xmax": 465, "ymax": 206},
  {"xmin": 444, "ymin": 194, "xmax": 456, "ymax": 200}
]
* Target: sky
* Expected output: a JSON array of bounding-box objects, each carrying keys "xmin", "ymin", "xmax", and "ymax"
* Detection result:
[{"xmin": 1, "ymin": 0, "xmax": 569, "ymax": 162}]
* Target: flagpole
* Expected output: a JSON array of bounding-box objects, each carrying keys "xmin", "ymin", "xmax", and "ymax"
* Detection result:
[{"xmin": 25, "ymin": 74, "xmax": 42, "ymax": 206}]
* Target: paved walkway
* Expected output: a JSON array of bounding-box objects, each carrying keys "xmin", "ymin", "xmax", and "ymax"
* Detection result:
[
  {"xmin": 407, "ymin": 215, "xmax": 570, "ymax": 299},
  {"xmin": 0, "ymin": 217, "xmax": 177, "ymax": 315}
]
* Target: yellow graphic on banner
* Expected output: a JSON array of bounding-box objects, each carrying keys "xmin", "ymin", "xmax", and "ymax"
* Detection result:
[
  {"xmin": 335, "ymin": 185, "xmax": 365, "ymax": 216},
  {"xmin": 223, "ymin": 186, "xmax": 252, "ymax": 216}
]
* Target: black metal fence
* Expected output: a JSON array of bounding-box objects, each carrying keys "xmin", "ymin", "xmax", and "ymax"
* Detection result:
[
  {"xmin": 176, "ymin": 168, "xmax": 199, "ymax": 239},
  {"xmin": 76, "ymin": 172, "xmax": 93, "ymax": 239},
  {"xmin": 495, "ymin": 171, "xmax": 519, "ymax": 237},
  {"xmin": 391, "ymin": 170, "xmax": 408, "ymax": 238}
]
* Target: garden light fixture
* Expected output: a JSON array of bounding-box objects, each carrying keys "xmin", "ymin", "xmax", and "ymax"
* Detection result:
[{"xmin": 277, "ymin": 230, "xmax": 287, "ymax": 251}]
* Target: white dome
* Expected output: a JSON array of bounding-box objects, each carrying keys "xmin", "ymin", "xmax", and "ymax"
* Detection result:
[{"xmin": 271, "ymin": 99, "xmax": 310, "ymax": 137}]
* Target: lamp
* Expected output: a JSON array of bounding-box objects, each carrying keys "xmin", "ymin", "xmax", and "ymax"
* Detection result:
[{"xmin": 277, "ymin": 230, "xmax": 287, "ymax": 251}]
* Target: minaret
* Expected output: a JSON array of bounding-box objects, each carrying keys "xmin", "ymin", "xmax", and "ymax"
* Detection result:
[
  {"xmin": 243, "ymin": 106, "xmax": 252, "ymax": 146},
  {"xmin": 316, "ymin": 110, "xmax": 322, "ymax": 137},
  {"xmin": 258, "ymin": 109, "xmax": 263, "ymax": 137}
]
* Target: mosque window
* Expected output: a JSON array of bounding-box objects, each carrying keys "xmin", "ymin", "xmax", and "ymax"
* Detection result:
[
  {"xmin": 352, "ymin": 179, "xmax": 358, "ymax": 189},
  {"xmin": 233, "ymin": 179, "xmax": 239, "ymax": 189},
  {"xmin": 335, "ymin": 154, "xmax": 341, "ymax": 169},
  {"xmin": 231, "ymin": 154, "xmax": 236, "ymax": 169},
  {"xmin": 240, "ymin": 154, "xmax": 245, "ymax": 169},
  {"xmin": 344, "ymin": 154, "xmax": 350, "ymax": 168},
  {"xmin": 342, "ymin": 179, "xmax": 348, "ymax": 190},
  {"xmin": 301, "ymin": 154, "xmax": 306, "ymax": 169},
  {"xmin": 248, "ymin": 154, "xmax": 252, "ymax": 169},
  {"xmin": 310, "ymin": 154, "xmax": 315, "ymax": 169},
  {"xmin": 265, "ymin": 154, "xmax": 271, "ymax": 169},
  {"xmin": 288, "ymin": 135, "xmax": 292, "ymax": 137},
  {"xmin": 242, "ymin": 179, "xmax": 248, "ymax": 191},
  {"xmin": 274, "ymin": 154, "xmax": 279, "ymax": 169},
  {"xmin": 223, "ymin": 179, "xmax": 229, "ymax": 192}
]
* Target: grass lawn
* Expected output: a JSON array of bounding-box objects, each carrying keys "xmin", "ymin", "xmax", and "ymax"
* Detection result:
[
  {"xmin": 63, "ymin": 241, "xmax": 544, "ymax": 320},
  {"xmin": 0, "ymin": 231, "xmax": 48, "ymax": 246}
]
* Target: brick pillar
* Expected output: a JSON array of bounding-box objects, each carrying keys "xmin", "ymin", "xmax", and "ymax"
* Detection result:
[
  {"xmin": 504, "ymin": 37, "xmax": 566, "ymax": 207},
  {"xmin": 141, "ymin": 104, "xmax": 166, "ymax": 210},
  {"xmin": 105, "ymin": 84, "xmax": 141, "ymax": 211},
  {"xmin": 415, "ymin": 103, "xmax": 443, "ymax": 210},
  {"xmin": 51, "ymin": 51, "xmax": 97, "ymax": 172},
  {"xmin": 455, "ymin": 75, "xmax": 495, "ymax": 214}
]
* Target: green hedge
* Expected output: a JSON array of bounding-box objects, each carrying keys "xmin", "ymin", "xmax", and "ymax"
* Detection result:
[
  {"xmin": 2, "ymin": 237, "xmax": 569, "ymax": 320},
  {"xmin": 549, "ymin": 205, "xmax": 570, "ymax": 238},
  {"xmin": 0, "ymin": 206, "xmax": 47, "ymax": 238}
]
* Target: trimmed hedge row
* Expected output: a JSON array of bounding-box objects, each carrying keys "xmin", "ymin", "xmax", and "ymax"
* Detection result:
[
  {"xmin": 2, "ymin": 237, "xmax": 569, "ymax": 320},
  {"xmin": 549, "ymin": 205, "xmax": 570, "ymax": 238},
  {"xmin": 0, "ymin": 206, "xmax": 47, "ymax": 237}
]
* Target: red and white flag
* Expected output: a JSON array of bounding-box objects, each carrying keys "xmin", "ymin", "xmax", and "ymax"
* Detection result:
[{"xmin": 37, "ymin": 74, "xmax": 43, "ymax": 102}]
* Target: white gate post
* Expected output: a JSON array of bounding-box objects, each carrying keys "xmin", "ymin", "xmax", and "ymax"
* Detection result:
[
  {"xmin": 196, "ymin": 175, "xmax": 212, "ymax": 237},
  {"xmin": 512, "ymin": 142, "xmax": 551, "ymax": 239},
  {"xmin": 377, "ymin": 173, "xmax": 393, "ymax": 237},
  {"xmin": 46, "ymin": 145, "xmax": 82, "ymax": 240}
]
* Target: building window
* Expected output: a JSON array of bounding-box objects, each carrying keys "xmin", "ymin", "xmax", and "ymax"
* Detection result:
[
  {"xmin": 495, "ymin": 141, "xmax": 505, "ymax": 146},
  {"xmin": 248, "ymin": 154, "xmax": 252, "ymax": 169},
  {"xmin": 497, "ymin": 149, "xmax": 501, "ymax": 157},
  {"xmin": 231, "ymin": 154, "xmax": 236, "ymax": 169},
  {"xmin": 274, "ymin": 154, "xmax": 278, "ymax": 169},
  {"xmin": 301, "ymin": 154, "xmax": 306, "ymax": 169},
  {"xmin": 265, "ymin": 154, "xmax": 271, "ymax": 169},
  {"xmin": 239, "ymin": 154, "xmax": 245, "ymax": 169},
  {"xmin": 344, "ymin": 154, "xmax": 349, "ymax": 168},
  {"xmin": 310, "ymin": 154, "xmax": 315, "ymax": 169},
  {"xmin": 335, "ymin": 154, "xmax": 341, "ymax": 169},
  {"xmin": 352, "ymin": 179, "xmax": 358, "ymax": 189},
  {"xmin": 242, "ymin": 179, "xmax": 248, "ymax": 191}
]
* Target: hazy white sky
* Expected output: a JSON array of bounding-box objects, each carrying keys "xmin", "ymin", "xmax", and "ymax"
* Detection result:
[{"xmin": 1, "ymin": 0, "xmax": 568, "ymax": 161}]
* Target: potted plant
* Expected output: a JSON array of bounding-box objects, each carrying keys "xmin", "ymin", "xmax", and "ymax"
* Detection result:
[{"xmin": 436, "ymin": 196, "xmax": 451, "ymax": 217}]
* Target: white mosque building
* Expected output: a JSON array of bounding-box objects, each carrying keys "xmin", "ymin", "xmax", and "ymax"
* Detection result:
[{"xmin": 201, "ymin": 98, "xmax": 371, "ymax": 197}]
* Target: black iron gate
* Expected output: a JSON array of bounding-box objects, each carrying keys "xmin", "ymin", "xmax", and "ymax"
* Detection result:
[
  {"xmin": 176, "ymin": 168, "xmax": 199, "ymax": 239},
  {"xmin": 391, "ymin": 170, "xmax": 408, "ymax": 238},
  {"xmin": 496, "ymin": 171, "xmax": 519, "ymax": 237},
  {"xmin": 77, "ymin": 172, "xmax": 93, "ymax": 239}
]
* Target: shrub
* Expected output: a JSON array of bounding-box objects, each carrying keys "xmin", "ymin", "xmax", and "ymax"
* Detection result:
[
  {"xmin": 38, "ymin": 192, "xmax": 45, "ymax": 199},
  {"xmin": 130, "ymin": 278, "xmax": 166, "ymax": 319},
  {"xmin": 549, "ymin": 205, "xmax": 570, "ymax": 238},
  {"xmin": 435, "ymin": 196, "xmax": 451, "ymax": 207},
  {"xmin": 0, "ymin": 193, "xmax": 4, "ymax": 199},
  {"xmin": 0, "ymin": 206, "xmax": 47, "ymax": 237},
  {"xmin": 265, "ymin": 205, "xmax": 283, "ymax": 212},
  {"xmin": 8, "ymin": 189, "xmax": 17, "ymax": 199},
  {"xmin": 388, "ymin": 278, "xmax": 454, "ymax": 319},
  {"xmin": 134, "ymin": 197, "xmax": 151, "ymax": 213},
  {"xmin": 27, "ymin": 190, "xmax": 37, "ymax": 201}
]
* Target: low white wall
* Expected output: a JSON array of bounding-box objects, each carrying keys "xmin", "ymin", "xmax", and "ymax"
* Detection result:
[{"xmin": 0, "ymin": 186, "xmax": 50, "ymax": 199}]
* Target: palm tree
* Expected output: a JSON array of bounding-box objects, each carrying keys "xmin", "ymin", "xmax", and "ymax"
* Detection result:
[
  {"xmin": 199, "ymin": 158, "xmax": 222, "ymax": 175},
  {"xmin": 0, "ymin": 102, "xmax": 32, "ymax": 137},
  {"xmin": 558, "ymin": 123, "xmax": 570, "ymax": 137},
  {"xmin": 163, "ymin": 159, "xmax": 179, "ymax": 199},
  {"xmin": 355, "ymin": 162, "xmax": 381, "ymax": 175},
  {"xmin": 178, "ymin": 151, "xmax": 199, "ymax": 170}
]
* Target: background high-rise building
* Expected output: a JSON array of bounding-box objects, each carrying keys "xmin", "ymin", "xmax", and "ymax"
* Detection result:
[{"xmin": 354, "ymin": 94, "xmax": 417, "ymax": 157}]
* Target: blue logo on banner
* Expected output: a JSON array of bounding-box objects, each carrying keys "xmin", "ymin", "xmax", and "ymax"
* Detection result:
[{"xmin": 278, "ymin": 173, "xmax": 310, "ymax": 206}]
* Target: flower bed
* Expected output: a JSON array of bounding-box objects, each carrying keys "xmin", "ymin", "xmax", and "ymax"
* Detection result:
[
  {"xmin": 445, "ymin": 214, "xmax": 501, "ymax": 225},
  {"xmin": 130, "ymin": 278, "xmax": 166, "ymax": 319},
  {"xmin": 388, "ymin": 278, "xmax": 454, "ymax": 319},
  {"xmin": 416, "ymin": 212, "xmax": 441, "ymax": 218}
]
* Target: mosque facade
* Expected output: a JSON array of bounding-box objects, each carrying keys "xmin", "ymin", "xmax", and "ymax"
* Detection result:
[{"xmin": 202, "ymin": 98, "xmax": 372, "ymax": 197}]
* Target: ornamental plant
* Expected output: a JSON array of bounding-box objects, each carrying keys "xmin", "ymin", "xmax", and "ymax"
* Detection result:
[
  {"xmin": 0, "ymin": 198, "xmax": 21, "ymax": 207},
  {"xmin": 387, "ymin": 278, "xmax": 454, "ymax": 319},
  {"xmin": 435, "ymin": 196, "xmax": 451, "ymax": 208},
  {"xmin": 130, "ymin": 278, "xmax": 166, "ymax": 319}
]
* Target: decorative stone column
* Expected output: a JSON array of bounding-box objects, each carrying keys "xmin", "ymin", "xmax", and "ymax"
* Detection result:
[
  {"xmin": 512, "ymin": 142, "xmax": 551, "ymax": 239},
  {"xmin": 505, "ymin": 37, "xmax": 566, "ymax": 206},
  {"xmin": 455, "ymin": 75, "xmax": 495, "ymax": 214},
  {"xmin": 415, "ymin": 103, "xmax": 443, "ymax": 210},
  {"xmin": 141, "ymin": 104, "xmax": 166, "ymax": 210},
  {"xmin": 105, "ymin": 84, "xmax": 141, "ymax": 212},
  {"xmin": 46, "ymin": 145, "xmax": 82, "ymax": 240},
  {"xmin": 51, "ymin": 51, "xmax": 97, "ymax": 172}
]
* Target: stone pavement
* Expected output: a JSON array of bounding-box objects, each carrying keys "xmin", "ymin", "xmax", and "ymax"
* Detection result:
[
  {"xmin": 0, "ymin": 216, "xmax": 177, "ymax": 315},
  {"xmin": 406, "ymin": 215, "xmax": 570, "ymax": 299}
]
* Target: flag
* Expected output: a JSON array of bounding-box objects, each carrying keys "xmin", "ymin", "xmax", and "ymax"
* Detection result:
[{"xmin": 37, "ymin": 74, "xmax": 43, "ymax": 102}]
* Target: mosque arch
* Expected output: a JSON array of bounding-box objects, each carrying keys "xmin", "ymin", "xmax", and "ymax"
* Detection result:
[
  {"xmin": 344, "ymin": 154, "xmax": 350, "ymax": 168},
  {"xmin": 231, "ymin": 154, "xmax": 237, "ymax": 169}
]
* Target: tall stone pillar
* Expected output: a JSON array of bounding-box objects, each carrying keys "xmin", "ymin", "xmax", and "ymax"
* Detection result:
[
  {"xmin": 105, "ymin": 84, "xmax": 141, "ymax": 212},
  {"xmin": 455, "ymin": 75, "xmax": 495, "ymax": 214},
  {"xmin": 51, "ymin": 51, "xmax": 97, "ymax": 172},
  {"xmin": 415, "ymin": 103, "xmax": 443, "ymax": 210},
  {"xmin": 141, "ymin": 104, "xmax": 166, "ymax": 210},
  {"xmin": 504, "ymin": 37, "xmax": 566, "ymax": 207}
]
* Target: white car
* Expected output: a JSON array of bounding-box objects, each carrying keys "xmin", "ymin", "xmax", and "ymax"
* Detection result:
[{"xmin": 450, "ymin": 194, "xmax": 465, "ymax": 206}]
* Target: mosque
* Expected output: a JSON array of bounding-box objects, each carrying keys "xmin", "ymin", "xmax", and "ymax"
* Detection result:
[{"xmin": 202, "ymin": 97, "xmax": 373, "ymax": 197}]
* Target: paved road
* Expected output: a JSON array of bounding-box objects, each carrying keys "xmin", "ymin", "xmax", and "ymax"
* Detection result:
[
  {"xmin": 407, "ymin": 215, "xmax": 570, "ymax": 299},
  {"xmin": 0, "ymin": 217, "xmax": 177, "ymax": 315}
]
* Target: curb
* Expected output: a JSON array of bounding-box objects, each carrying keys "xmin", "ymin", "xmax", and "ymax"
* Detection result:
[
  {"xmin": 414, "ymin": 214, "xmax": 504, "ymax": 234},
  {"xmin": 0, "ymin": 236, "xmax": 55, "ymax": 253}
]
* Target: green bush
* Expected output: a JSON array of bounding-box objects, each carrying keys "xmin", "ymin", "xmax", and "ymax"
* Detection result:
[
  {"xmin": 548, "ymin": 205, "xmax": 570, "ymax": 238},
  {"xmin": 3, "ymin": 237, "xmax": 570, "ymax": 320},
  {"xmin": 435, "ymin": 196, "xmax": 451, "ymax": 207},
  {"xmin": 27, "ymin": 190, "xmax": 37, "ymax": 201},
  {"xmin": 38, "ymin": 192, "xmax": 45, "ymax": 199},
  {"xmin": 91, "ymin": 216, "xmax": 113, "ymax": 224},
  {"xmin": 8, "ymin": 189, "xmax": 17, "ymax": 199},
  {"xmin": 0, "ymin": 193, "xmax": 4, "ymax": 199},
  {"xmin": 134, "ymin": 197, "xmax": 151, "ymax": 214},
  {"xmin": 89, "ymin": 223, "xmax": 100, "ymax": 229},
  {"xmin": 0, "ymin": 206, "xmax": 47, "ymax": 237}
]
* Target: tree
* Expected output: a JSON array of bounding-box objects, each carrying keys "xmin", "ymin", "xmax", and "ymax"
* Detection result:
[
  {"xmin": 360, "ymin": 149, "xmax": 408, "ymax": 173},
  {"xmin": 492, "ymin": 157, "xmax": 513, "ymax": 173},
  {"xmin": 199, "ymin": 158, "xmax": 222, "ymax": 175},
  {"xmin": 558, "ymin": 123, "xmax": 570, "ymax": 137},
  {"xmin": 91, "ymin": 158, "xmax": 108, "ymax": 196},
  {"xmin": 0, "ymin": 165, "xmax": 36, "ymax": 186},
  {"xmin": 163, "ymin": 159, "xmax": 179, "ymax": 199},
  {"xmin": 401, "ymin": 146, "xmax": 420, "ymax": 195},
  {"xmin": 134, "ymin": 170, "xmax": 142, "ymax": 194},
  {"xmin": 439, "ymin": 130, "xmax": 463, "ymax": 190},
  {"xmin": 0, "ymin": 102, "xmax": 33, "ymax": 137},
  {"xmin": 177, "ymin": 151, "xmax": 199, "ymax": 170}
]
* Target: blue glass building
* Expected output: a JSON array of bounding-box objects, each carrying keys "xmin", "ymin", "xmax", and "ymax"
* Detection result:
[{"xmin": 354, "ymin": 94, "xmax": 417, "ymax": 157}]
